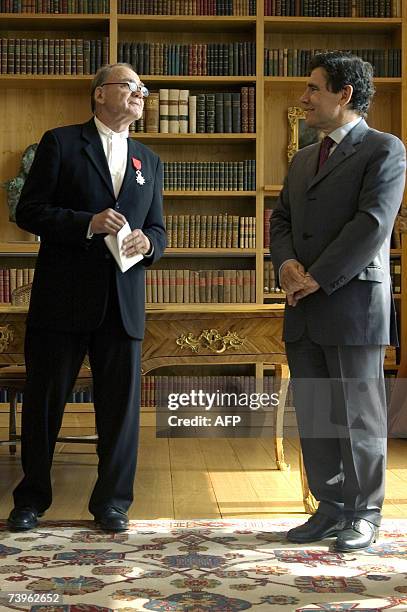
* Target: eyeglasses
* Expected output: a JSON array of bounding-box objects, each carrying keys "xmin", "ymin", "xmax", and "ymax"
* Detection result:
[{"xmin": 101, "ymin": 81, "xmax": 149, "ymax": 97}]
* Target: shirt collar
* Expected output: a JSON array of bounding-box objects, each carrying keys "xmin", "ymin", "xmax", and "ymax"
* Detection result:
[
  {"xmin": 328, "ymin": 116, "xmax": 362, "ymax": 146},
  {"xmin": 94, "ymin": 116, "xmax": 129, "ymax": 139}
]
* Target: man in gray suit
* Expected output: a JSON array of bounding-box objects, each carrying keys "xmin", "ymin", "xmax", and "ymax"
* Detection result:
[{"xmin": 270, "ymin": 51, "xmax": 406, "ymax": 551}]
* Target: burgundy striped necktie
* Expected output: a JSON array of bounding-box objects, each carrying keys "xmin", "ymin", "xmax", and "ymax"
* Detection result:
[{"xmin": 318, "ymin": 136, "xmax": 335, "ymax": 170}]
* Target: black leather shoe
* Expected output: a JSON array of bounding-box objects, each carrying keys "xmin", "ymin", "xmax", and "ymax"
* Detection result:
[
  {"xmin": 335, "ymin": 518, "xmax": 378, "ymax": 552},
  {"xmin": 94, "ymin": 508, "xmax": 129, "ymax": 532},
  {"xmin": 287, "ymin": 513, "xmax": 346, "ymax": 543},
  {"xmin": 7, "ymin": 507, "xmax": 42, "ymax": 531}
]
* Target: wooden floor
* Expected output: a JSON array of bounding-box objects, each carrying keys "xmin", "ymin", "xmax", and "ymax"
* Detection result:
[{"xmin": 1, "ymin": 428, "xmax": 406, "ymax": 520}]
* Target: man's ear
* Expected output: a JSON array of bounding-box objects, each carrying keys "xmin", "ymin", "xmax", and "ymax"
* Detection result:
[
  {"xmin": 341, "ymin": 84, "xmax": 354, "ymax": 107},
  {"xmin": 94, "ymin": 86, "xmax": 105, "ymax": 106}
]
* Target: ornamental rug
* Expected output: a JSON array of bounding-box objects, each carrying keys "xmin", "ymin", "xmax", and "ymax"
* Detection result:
[{"xmin": 0, "ymin": 519, "xmax": 406, "ymax": 612}]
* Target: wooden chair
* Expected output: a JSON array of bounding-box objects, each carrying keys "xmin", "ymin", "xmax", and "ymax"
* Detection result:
[{"xmin": 0, "ymin": 284, "xmax": 96, "ymax": 454}]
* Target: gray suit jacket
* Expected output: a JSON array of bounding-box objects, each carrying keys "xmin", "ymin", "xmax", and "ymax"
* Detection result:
[{"xmin": 270, "ymin": 119, "xmax": 406, "ymax": 346}]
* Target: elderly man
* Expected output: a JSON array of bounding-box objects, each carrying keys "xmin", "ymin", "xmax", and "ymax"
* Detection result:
[{"xmin": 8, "ymin": 63, "xmax": 166, "ymax": 532}]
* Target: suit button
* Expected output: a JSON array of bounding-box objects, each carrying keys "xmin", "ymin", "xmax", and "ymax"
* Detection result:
[
  {"xmin": 302, "ymin": 233, "xmax": 312, "ymax": 239},
  {"xmin": 105, "ymin": 254, "xmax": 111, "ymax": 260},
  {"xmin": 115, "ymin": 204, "xmax": 120, "ymax": 209}
]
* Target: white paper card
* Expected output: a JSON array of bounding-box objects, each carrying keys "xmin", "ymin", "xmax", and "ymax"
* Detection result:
[{"xmin": 104, "ymin": 222, "xmax": 144, "ymax": 273}]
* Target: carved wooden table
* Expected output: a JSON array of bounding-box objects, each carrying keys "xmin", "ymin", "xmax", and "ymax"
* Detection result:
[
  {"xmin": 0, "ymin": 303, "xmax": 317, "ymax": 514},
  {"xmin": 143, "ymin": 304, "xmax": 290, "ymax": 472}
]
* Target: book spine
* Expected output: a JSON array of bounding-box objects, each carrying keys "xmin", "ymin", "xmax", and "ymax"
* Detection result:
[
  {"xmin": 248, "ymin": 86, "xmax": 255, "ymax": 133},
  {"xmin": 178, "ymin": 89, "xmax": 189, "ymax": 133},
  {"xmin": 159, "ymin": 88, "xmax": 169, "ymax": 133},
  {"xmin": 206, "ymin": 93, "xmax": 215, "ymax": 133},
  {"xmin": 196, "ymin": 93, "xmax": 206, "ymax": 133},
  {"xmin": 223, "ymin": 93, "xmax": 234, "ymax": 134},
  {"xmin": 189, "ymin": 95, "xmax": 197, "ymax": 133},
  {"xmin": 145, "ymin": 91, "xmax": 160, "ymax": 132},
  {"xmin": 168, "ymin": 88, "xmax": 180, "ymax": 133},
  {"xmin": 215, "ymin": 92, "xmax": 224, "ymax": 133}
]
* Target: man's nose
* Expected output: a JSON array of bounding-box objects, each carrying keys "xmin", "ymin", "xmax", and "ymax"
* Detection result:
[{"xmin": 299, "ymin": 91, "xmax": 308, "ymax": 104}]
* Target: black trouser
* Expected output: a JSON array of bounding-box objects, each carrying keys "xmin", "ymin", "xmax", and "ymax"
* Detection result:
[
  {"xmin": 286, "ymin": 334, "xmax": 386, "ymax": 527},
  {"xmin": 13, "ymin": 281, "xmax": 142, "ymax": 517}
]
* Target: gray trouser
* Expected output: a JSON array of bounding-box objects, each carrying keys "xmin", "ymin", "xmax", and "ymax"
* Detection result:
[{"xmin": 286, "ymin": 334, "xmax": 386, "ymax": 526}]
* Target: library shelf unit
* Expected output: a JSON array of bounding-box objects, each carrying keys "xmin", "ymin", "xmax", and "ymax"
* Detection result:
[{"xmin": 0, "ymin": 3, "xmax": 406, "ymax": 449}]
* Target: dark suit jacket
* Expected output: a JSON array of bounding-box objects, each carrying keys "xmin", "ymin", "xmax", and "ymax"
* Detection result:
[
  {"xmin": 270, "ymin": 119, "xmax": 406, "ymax": 346},
  {"xmin": 16, "ymin": 118, "xmax": 166, "ymax": 339}
]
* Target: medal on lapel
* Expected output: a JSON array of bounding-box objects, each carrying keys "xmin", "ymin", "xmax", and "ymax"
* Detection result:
[{"xmin": 132, "ymin": 157, "xmax": 145, "ymax": 185}]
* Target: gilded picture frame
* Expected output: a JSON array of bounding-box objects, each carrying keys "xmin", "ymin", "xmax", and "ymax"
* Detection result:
[{"xmin": 287, "ymin": 106, "xmax": 320, "ymax": 163}]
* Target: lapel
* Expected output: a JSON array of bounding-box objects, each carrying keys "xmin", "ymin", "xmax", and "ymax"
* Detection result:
[
  {"xmin": 82, "ymin": 119, "xmax": 115, "ymax": 199},
  {"xmin": 307, "ymin": 118, "xmax": 370, "ymax": 191},
  {"xmin": 118, "ymin": 138, "xmax": 142, "ymax": 200},
  {"xmin": 303, "ymin": 143, "xmax": 320, "ymax": 190}
]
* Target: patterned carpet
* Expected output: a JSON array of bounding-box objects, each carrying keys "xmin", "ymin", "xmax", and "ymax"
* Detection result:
[{"xmin": 0, "ymin": 519, "xmax": 407, "ymax": 611}]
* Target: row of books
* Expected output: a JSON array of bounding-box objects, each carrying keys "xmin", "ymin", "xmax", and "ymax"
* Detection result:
[
  {"xmin": 163, "ymin": 160, "xmax": 256, "ymax": 191},
  {"xmin": 264, "ymin": 260, "xmax": 283, "ymax": 295},
  {"xmin": 390, "ymin": 258, "xmax": 401, "ymax": 293},
  {"xmin": 165, "ymin": 214, "xmax": 256, "ymax": 248},
  {"xmin": 264, "ymin": 48, "xmax": 402, "ymax": 78},
  {"xmin": 118, "ymin": 0, "xmax": 257, "ymax": 14},
  {"xmin": 4, "ymin": 373, "xmax": 399, "ymax": 407},
  {"xmin": 118, "ymin": 42, "xmax": 256, "ymax": 76},
  {"xmin": 0, "ymin": 0, "xmax": 108, "ymax": 11},
  {"xmin": 129, "ymin": 87, "xmax": 256, "ymax": 134},
  {"xmin": 145, "ymin": 269, "xmax": 256, "ymax": 303},
  {"xmin": 0, "ymin": 375, "xmax": 290, "ymax": 407},
  {"xmin": 0, "ymin": 38, "xmax": 109, "ymax": 75},
  {"xmin": 0, "ymin": 268, "xmax": 34, "ymax": 304},
  {"xmin": 264, "ymin": 0, "xmax": 401, "ymax": 16},
  {"xmin": 0, "ymin": 389, "xmax": 93, "ymax": 403}
]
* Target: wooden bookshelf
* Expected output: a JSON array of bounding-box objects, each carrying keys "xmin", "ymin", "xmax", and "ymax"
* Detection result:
[
  {"xmin": 165, "ymin": 248, "xmax": 257, "ymax": 256},
  {"xmin": 117, "ymin": 15, "xmax": 257, "ymax": 32},
  {"xmin": 132, "ymin": 134, "xmax": 256, "ymax": 143},
  {"xmin": 0, "ymin": 5, "xmax": 406, "ymax": 363},
  {"xmin": 263, "ymin": 16, "xmax": 403, "ymax": 33},
  {"xmin": 0, "ymin": 13, "xmax": 110, "ymax": 29},
  {"xmin": 0, "ymin": 242, "xmax": 39, "ymax": 255},
  {"xmin": 163, "ymin": 191, "xmax": 256, "ymax": 197}
]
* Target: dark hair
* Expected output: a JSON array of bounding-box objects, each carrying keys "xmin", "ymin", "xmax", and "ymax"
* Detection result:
[
  {"xmin": 308, "ymin": 51, "xmax": 375, "ymax": 117},
  {"xmin": 90, "ymin": 63, "xmax": 135, "ymax": 113}
]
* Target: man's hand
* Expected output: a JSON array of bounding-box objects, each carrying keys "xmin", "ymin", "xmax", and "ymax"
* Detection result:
[
  {"xmin": 290, "ymin": 273, "xmax": 320, "ymax": 306},
  {"xmin": 90, "ymin": 209, "xmax": 127, "ymax": 235},
  {"xmin": 280, "ymin": 260, "xmax": 307, "ymax": 294},
  {"xmin": 122, "ymin": 229, "xmax": 151, "ymax": 257}
]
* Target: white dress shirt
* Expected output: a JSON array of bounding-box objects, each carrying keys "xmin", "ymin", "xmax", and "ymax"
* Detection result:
[
  {"xmin": 326, "ymin": 116, "xmax": 362, "ymax": 152},
  {"xmin": 86, "ymin": 116, "xmax": 129, "ymax": 238},
  {"xmin": 94, "ymin": 115, "xmax": 129, "ymax": 199}
]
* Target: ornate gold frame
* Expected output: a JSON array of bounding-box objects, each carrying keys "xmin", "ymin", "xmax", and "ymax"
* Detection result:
[
  {"xmin": 287, "ymin": 106, "xmax": 306, "ymax": 163},
  {"xmin": 287, "ymin": 106, "xmax": 320, "ymax": 163}
]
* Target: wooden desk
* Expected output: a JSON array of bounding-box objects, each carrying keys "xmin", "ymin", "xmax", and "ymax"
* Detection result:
[{"xmin": 0, "ymin": 303, "xmax": 315, "ymax": 512}]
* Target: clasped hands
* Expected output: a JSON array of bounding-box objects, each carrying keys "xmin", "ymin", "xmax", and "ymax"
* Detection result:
[
  {"xmin": 90, "ymin": 208, "xmax": 151, "ymax": 257},
  {"xmin": 280, "ymin": 260, "xmax": 320, "ymax": 307}
]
